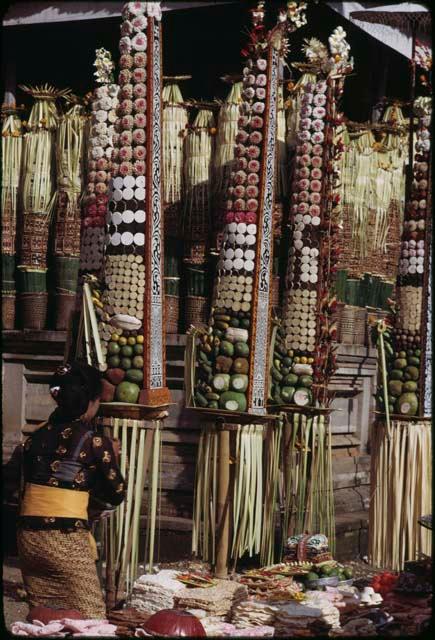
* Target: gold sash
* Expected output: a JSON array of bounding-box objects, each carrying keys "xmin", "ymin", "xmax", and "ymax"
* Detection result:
[{"xmin": 20, "ymin": 483, "xmax": 98, "ymax": 560}]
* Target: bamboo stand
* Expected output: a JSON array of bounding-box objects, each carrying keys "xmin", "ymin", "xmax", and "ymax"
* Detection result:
[{"xmin": 215, "ymin": 425, "xmax": 230, "ymax": 578}]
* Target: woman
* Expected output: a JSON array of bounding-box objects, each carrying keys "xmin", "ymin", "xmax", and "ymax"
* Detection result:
[{"xmin": 17, "ymin": 361, "xmax": 126, "ymax": 619}]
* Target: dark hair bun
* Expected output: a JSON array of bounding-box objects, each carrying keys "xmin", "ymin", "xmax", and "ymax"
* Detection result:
[{"xmin": 50, "ymin": 361, "xmax": 103, "ymax": 419}]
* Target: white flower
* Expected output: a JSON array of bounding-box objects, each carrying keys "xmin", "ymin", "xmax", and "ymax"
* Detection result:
[
  {"xmin": 92, "ymin": 146, "xmax": 105, "ymax": 160},
  {"xmin": 92, "ymin": 122, "xmax": 107, "ymax": 136},
  {"xmin": 145, "ymin": 1, "xmax": 162, "ymax": 20},
  {"xmin": 132, "ymin": 32, "xmax": 147, "ymax": 51},
  {"xmin": 98, "ymin": 135, "xmax": 110, "ymax": 147},
  {"xmin": 132, "ymin": 14, "xmax": 148, "ymax": 32},
  {"xmin": 99, "ymin": 97, "xmax": 112, "ymax": 111},
  {"xmin": 119, "ymin": 36, "xmax": 132, "ymax": 54},
  {"xmin": 128, "ymin": 2, "xmax": 146, "ymax": 17},
  {"xmin": 95, "ymin": 86, "xmax": 108, "ymax": 99},
  {"xmin": 108, "ymin": 84, "xmax": 119, "ymax": 98},
  {"xmin": 121, "ymin": 20, "xmax": 134, "ymax": 36}
]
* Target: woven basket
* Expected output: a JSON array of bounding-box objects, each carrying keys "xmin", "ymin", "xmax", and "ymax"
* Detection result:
[
  {"xmin": 20, "ymin": 213, "xmax": 50, "ymax": 269},
  {"xmin": 55, "ymin": 293, "xmax": 76, "ymax": 331},
  {"xmin": 185, "ymin": 295, "xmax": 208, "ymax": 329},
  {"xmin": 271, "ymin": 275, "xmax": 280, "ymax": 308},
  {"xmin": 165, "ymin": 294, "xmax": 180, "ymax": 334},
  {"xmin": 2, "ymin": 293, "xmax": 16, "ymax": 330},
  {"xmin": 20, "ymin": 292, "xmax": 48, "ymax": 330},
  {"xmin": 340, "ymin": 305, "xmax": 367, "ymax": 345}
]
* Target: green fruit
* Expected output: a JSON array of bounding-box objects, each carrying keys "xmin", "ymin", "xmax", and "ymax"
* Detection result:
[
  {"xmin": 283, "ymin": 357, "xmax": 293, "ymax": 367},
  {"xmin": 120, "ymin": 357, "xmax": 132, "ymax": 370},
  {"xmin": 281, "ymin": 386, "xmax": 295, "ymax": 403},
  {"xmin": 115, "ymin": 381, "xmax": 140, "ymax": 404},
  {"xmin": 229, "ymin": 318, "xmax": 240, "ymax": 327},
  {"xmin": 388, "ymin": 380, "xmax": 403, "ymax": 397},
  {"xmin": 320, "ymin": 566, "xmax": 332, "ymax": 576},
  {"xmin": 132, "ymin": 355, "xmax": 144, "ymax": 369},
  {"xmin": 107, "ymin": 355, "xmax": 120, "ymax": 368},
  {"xmin": 219, "ymin": 391, "xmax": 247, "ymax": 412},
  {"xmin": 230, "ymin": 374, "xmax": 248, "ymax": 392},
  {"xmin": 405, "ymin": 366, "xmax": 419, "ymax": 381},
  {"xmin": 208, "ymin": 400, "xmax": 219, "ymax": 409},
  {"xmin": 121, "ymin": 345, "xmax": 133, "ymax": 357},
  {"xmin": 299, "ymin": 375, "xmax": 313, "ymax": 388},
  {"xmin": 283, "ymin": 373, "xmax": 299, "ymax": 386},
  {"xmin": 234, "ymin": 342, "xmax": 250, "ymax": 358},
  {"xmin": 220, "ymin": 340, "xmax": 234, "ymax": 357},
  {"xmin": 329, "ymin": 568, "xmax": 339, "ymax": 577},
  {"xmin": 390, "ymin": 369, "xmax": 404, "ymax": 380},
  {"xmin": 394, "ymin": 358, "xmax": 407, "ymax": 370},
  {"xmin": 108, "ymin": 342, "xmax": 121, "ymax": 355},
  {"xmin": 396, "ymin": 392, "xmax": 418, "ymax": 416},
  {"xmin": 343, "ymin": 567, "xmax": 353, "ymax": 579},
  {"xmin": 403, "ymin": 380, "xmax": 417, "ymax": 392},
  {"xmin": 195, "ymin": 391, "xmax": 208, "ymax": 408},
  {"xmin": 240, "ymin": 319, "xmax": 250, "ymax": 329},
  {"xmin": 307, "ymin": 572, "xmax": 319, "ymax": 581},
  {"xmin": 133, "ymin": 343, "xmax": 144, "ymax": 355},
  {"xmin": 414, "ymin": 349, "xmax": 421, "ymax": 357},
  {"xmin": 125, "ymin": 368, "xmax": 144, "ymax": 384},
  {"xmin": 399, "ymin": 351, "xmax": 407, "ymax": 359}
]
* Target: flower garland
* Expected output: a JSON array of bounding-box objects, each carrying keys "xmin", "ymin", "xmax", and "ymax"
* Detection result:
[{"xmin": 80, "ymin": 49, "xmax": 118, "ymax": 273}]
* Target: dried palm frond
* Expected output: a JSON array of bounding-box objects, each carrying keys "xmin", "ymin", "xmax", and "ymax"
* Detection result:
[
  {"xmin": 162, "ymin": 82, "xmax": 188, "ymax": 205},
  {"xmin": 301, "ymin": 37, "xmax": 329, "ymax": 65},
  {"xmin": 182, "ymin": 109, "xmax": 215, "ymax": 263}
]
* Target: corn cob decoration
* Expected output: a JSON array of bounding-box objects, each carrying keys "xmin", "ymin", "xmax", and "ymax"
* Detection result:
[
  {"xmin": 54, "ymin": 99, "xmax": 87, "ymax": 329},
  {"xmin": 1, "ymin": 105, "xmax": 23, "ymax": 328},
  {"xmin": 18, "ymin": 84, "xmax": 70, "ymax": 329},
  {"xmin": 162, "ymin": 77, "xmax": 189, "ymax": 237}
]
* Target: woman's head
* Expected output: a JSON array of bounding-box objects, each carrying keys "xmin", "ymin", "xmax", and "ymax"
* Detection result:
[{"xmin": 49, "ymin": 361, "xmax": 103, "ymax": 422}]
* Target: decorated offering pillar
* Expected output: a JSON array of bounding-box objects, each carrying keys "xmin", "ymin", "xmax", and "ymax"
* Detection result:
[
  {"xmin": 369, "ymin": 92, "xmax": 432, "ymax": 571},
  {"xmin": 188, "ymin": 1, "xmax": 307, "ymax": 576},
  {"xmin": 89, "ymin": 1, "xmax": 171, "ymax": 604},
  {"xmin": 272, "ymin": 29, "xmax": 354, "ymax": 553}
]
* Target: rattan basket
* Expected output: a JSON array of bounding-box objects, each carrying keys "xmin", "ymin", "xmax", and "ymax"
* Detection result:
[
  {"xmin": 165, "ymin": 294, "xmax": 180, "ymax": 334},
  {"xmin": 185, "ymin": 295, "xmax": 208, "ymax": 329},
  {"xmin": 2, "ymin": 293, "xmax": 16, "ymax": 330},
  {"xmin": 340, "ymin": 305, "xmax": 367, "ymax": 345},
  {"xmin": 55, "ymin": 293, "xmax": 76, "ymax": 331},
  {"xmin": 20, "ymin": 292, "xmax": 48, "ymax": 330}
]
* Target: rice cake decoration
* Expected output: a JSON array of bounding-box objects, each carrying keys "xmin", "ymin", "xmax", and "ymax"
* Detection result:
[
  {"xmin": 273, "ymin": 29, "xmax": 352, "ymax": 408},
  {"xmin": 98, "ymin": 1, "xmax": 170, "ymax": 406},
  {"xmin": 192, "ymin": 2, "xmax": 308, "ymax": 414},
  {"xmin": 80, "ymin": 49, "xmax": 119, "ymax": 274}
]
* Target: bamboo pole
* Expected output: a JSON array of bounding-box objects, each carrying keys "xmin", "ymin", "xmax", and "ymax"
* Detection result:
[{"xmin": 216, "ymin": 426, "xmax": 230, "ymax": 578}]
